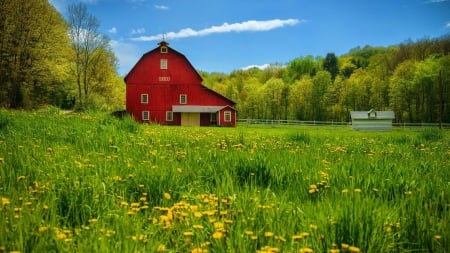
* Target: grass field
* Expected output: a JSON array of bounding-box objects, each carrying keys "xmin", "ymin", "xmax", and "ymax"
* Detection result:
[{"xmin": 0, "ymin": 108, "xmax": 449, "ymax": 253}]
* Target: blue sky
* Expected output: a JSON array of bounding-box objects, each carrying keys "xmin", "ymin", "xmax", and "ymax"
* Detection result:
[{"xmin": 49, "ymin": 0, "xmax": 450, "ymax": 76}]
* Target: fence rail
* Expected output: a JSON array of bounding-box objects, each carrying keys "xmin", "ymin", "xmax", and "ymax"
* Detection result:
[{"xmin": 236, "ymin": 118, "xmax": 450, "ymax": 128}]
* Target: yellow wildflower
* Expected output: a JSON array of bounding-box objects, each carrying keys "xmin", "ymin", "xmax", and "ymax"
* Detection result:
[
  {"xmin": 1, "ymin": 197, "xmax": 10, "ymax": 205},
  {"xmin": 299, "ymin": 247, "xmax": 313, "ymax": 253},
  {"xmin": 349, "ymin": 246, "xmax": 360, "ymax": 253},
  {"xmin": 183, "ymin": 231, "xmax": 194, "ymax": 236},
  {"xmin": 164, "ymin": 193, "xmax": 171, "ymax": 200},
  {"xmin": 212, "ymin": 231, "xmax": 223, "ymax": 239},
  {"xmin": 264, "ymin": 231, "xmax": 274, "ymax": 237},
  {"xmin": 157, "ymin": 244, "xmax": 166, "ymax": 252}
]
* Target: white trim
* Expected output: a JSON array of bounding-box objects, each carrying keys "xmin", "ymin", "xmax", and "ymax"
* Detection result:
[
  {"xmin": 179, "ymin": 94, "xmax": 187, "ymax": 104},
  {"xmin": 166, "ymin": 111, "xmax": 173, "ymax": 121},
  {"xmin": 142, "ymin": 111, "xmax": 150, "ymax": 121},
  {"xmin": 224, "ymin": 111, "xmax": 232, "ymax": 122},
  {"xmin": 160, "ymin": 47, "xmax": 168, "ymax": 53},
  {"xmin": 141, "ymin": 94, "xmax": 148, "ymax": 104},
  {"xmin": 160, "ymin": 59, "xmax": 167, "ymax": 69}
]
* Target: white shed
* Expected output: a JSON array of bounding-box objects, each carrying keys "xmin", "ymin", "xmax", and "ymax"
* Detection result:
[{"xmin": 350, "ymin": 109, "xmax": 395, "ymax": 131}]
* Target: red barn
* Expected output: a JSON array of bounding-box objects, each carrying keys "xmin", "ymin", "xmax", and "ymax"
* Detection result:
[{"xmin": 124, "ymin": 41, "xmax": 236, "ymax": 126}]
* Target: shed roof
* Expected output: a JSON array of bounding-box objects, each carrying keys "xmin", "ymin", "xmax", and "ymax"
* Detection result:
[
  {"xmin": 350, "ymin": 110, "xmax": 394, "ymax": 120},
  {"xmin": 172, "ymin": 105, "xmax": 235, "ymax": 113}
]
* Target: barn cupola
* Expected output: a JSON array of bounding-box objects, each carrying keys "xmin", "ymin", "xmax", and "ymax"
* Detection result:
[{"xmin": 158, "ymin": 40, "xmax": 169, "ymax": 53}]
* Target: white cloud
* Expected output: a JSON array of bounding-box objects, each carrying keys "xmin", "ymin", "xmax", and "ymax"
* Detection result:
[
  {"xmin": 424, "ymin": 0, "xmax": 448, "ymax": 3},
  {"xmin": 242, "ymin": 64, "xmax": 271, "ymax": 71},
  {"xmin": 155, "ymin": 5, "xmax": 169, "ymax": 10},
  {"xmin": 131, "ymin": 28, "xmax": 146, "ymax": 34},
  {"xmin": 446, "ymin": 21, "xmax": 450, "ymax": 28},
  {"xmin": 131, "ymin": 18, "xmax": 303, "ymax": 41},
  {"xmin": 108, "ymin": 27, "xmax": 117, "ymax": 34}
]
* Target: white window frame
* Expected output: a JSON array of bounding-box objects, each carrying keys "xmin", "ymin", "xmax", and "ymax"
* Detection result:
[
  {"xmin": 160, "ymin": 46, "xmax": 168, "ymax": 53},
  {"xmin": 224, "ymin": 111, "xmax": 232, "ymax": 122},
  {"xmin": 141, "ymin": 94, "xmax": 148, "ymax": 104},
  {"xmin": 166, "ymin": 111, "xmax": 173, "ymax": 121},
  {"xmin": 142, "ymin": 111, "xmax": 150, "ymax": 121},
  {"xmin": 179, "ymin": 94, "xmax": 187, "ymax": 104},
  {"xmin": 160, "ymin": 59, "xmax": 168, "ymax": 69}
]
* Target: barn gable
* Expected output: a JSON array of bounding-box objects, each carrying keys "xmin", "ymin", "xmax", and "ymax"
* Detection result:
[
  {"xmin": 124, "ymin": 41, "xmax": 236, "ymax": 127},
  {"xmin": 124, "ymin": 41, "xmax": 203, "ymax": 85}
]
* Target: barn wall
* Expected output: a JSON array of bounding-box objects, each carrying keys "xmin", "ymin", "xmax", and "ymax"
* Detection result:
[{"xmin": 352, "ymin": 119, "xmax": 393, "ymax": 131}]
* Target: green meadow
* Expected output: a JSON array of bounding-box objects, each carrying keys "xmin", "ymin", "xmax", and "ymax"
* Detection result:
[{"xmin": 0, "ymin": 108, "xmax": 448, "ymax": 253}]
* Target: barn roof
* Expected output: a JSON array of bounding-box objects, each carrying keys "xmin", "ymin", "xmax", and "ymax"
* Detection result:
[
  {"xmin": 350, "ymin": 110, "xmax": 394, "ymax": 120},
  {"xmin": 172, "ymin": 105, "xmax": 235, "ymax": 113}
]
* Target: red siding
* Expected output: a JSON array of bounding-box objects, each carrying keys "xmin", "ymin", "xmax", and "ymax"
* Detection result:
[{"xmin": 125, "ymin": 42, "xmax": 236, "ymax": 126}]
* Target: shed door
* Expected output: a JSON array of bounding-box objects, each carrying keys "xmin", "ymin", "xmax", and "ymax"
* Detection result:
[{"xmin": 181, "ymin": 113, "xmax": 200, "ymax": 126}]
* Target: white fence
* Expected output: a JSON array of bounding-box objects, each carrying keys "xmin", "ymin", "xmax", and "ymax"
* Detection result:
[{"xmin": 236, "ymin": 119, "xmax": 450, "ymax": 128}]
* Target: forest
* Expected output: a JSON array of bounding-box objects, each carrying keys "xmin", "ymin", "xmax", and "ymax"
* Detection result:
[{"xmin": 1, "ymin": 0, "xmax": 449, "ymax": 123}]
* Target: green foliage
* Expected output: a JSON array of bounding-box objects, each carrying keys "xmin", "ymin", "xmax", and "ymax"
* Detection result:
[
  {"xmin": 0, "ymin": 111, "xmax": 448, "ymax": 252},
  {"xmin": 201, "ymin": 35, "xmax": 450, "ymax": 123}
]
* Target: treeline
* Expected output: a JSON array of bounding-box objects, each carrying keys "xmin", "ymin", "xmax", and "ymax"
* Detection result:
[
  {"xmin": 0, "ymin": 0, "xmax": 124, "ymax": 110},
  {"xmin": 201, "ymin": 36, "xmax": 450, "ymax": 123}
]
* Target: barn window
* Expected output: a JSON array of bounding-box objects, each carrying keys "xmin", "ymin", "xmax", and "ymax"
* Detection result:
[
  {"xmin": 180, "ymin": 94, "xmax": 187, "ymax": 104},
  {"xmin": 224, "ymin": 111, "xmax": 232, "ymax": 122},
  {"xmin": 142, "ymin": 111, "xmax": 150, "ymax": 121},
  {"xmin": 166, "ymin": 111, "xmax": 173, "ymax": 121},
  {"xmin": 141, "ymin": 94, "xmax": 148, "ymax": 104},
  {"xmin": 160, "ymin": 59, "xmax": 168, "ymax": 69},
  {"xmin": 161, "ymin": 46, "xmax": 168, "ymax": 53}
]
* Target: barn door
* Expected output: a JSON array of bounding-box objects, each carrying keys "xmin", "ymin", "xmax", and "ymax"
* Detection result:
[{"xmin": 181, "ymin": 113, "xmax": 200, "ymax": 126}]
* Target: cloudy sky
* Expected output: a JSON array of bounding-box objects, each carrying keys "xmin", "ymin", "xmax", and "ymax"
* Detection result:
[{"xmin": 49, "ymin": 0, "xmax": 450, "ymax": 75}]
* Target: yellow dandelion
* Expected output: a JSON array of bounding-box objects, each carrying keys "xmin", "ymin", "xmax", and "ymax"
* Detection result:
[
  {"xmin": 309, "ymin": 224, "xmax": 318, "ymax": 230},
  {"xmin": 164, "ymin": 193, "xmax": 171, "ymax": 200},
  {"xmin": 292, "ymin": 234, "xmax": 303, "ymax": 241},
  {"xmin": 88, "ymin": 218, "xmax": 98, "ymax": 223},
  {"xmin": 157, "ymin": 244, "xmax": 166, "ymax": 252},
  {"xmin": 38, "ymin": 226, "xmax": 49, "ymax": 233},
  {"xmin": 349, "ymin": 246, "xmax": 360, "ymax": 253},
  {"xmin": 341, "ymin": 244, "xmax": 349, "ymax": 250},
  {"xmin": 193, "ymin": 224, "xmax": 204, "ymax": 229},
  {"xmin": 244, "ymin": 230, "xmax": 254, "ymax": 236},
  {"xmin": 190, "ymin": 248, "xmax": 208, "ymax": 253},
  {"xmin": 212, "ymin": 231, "xmax": 223, "ymax": 239},
  {"xmin": 183, "ymin": 231, "xmax": 194, "ymax": 236},
  {"xmin": 341, "ymin": 189, "xmax": 349, "ymax": 193},
  {"xmin": 17, "ymin": 176, "xmax": 26, "ymax": 181},
  {"xmin": 193, "ymin": 211, "xmax": 203, "ymax": 218},
  {"xmin": 299, "ymin": 247, "xmax": 313, "ymax": 253},
  {"xmin": 213, "ymin": 222, "xmax": 224, "ymax": 231},
  {"xmin": 434, "ymin": 235, "xmax": 442, "ymax": 241},
  {"xmin": 329, "ymin": 250, "xmax": 340, "ymax": 253},
  {"xmin": 264, "ymin": 231, "xmax": 274, "ymax": 237},
  {"xmin": 2, "ymin": 197, "xmax": 10, "ymax": 205}
]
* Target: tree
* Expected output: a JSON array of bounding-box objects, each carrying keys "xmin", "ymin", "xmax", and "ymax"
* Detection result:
[
  {"xmin": 0, "ymin": 0, "xmax": 71, "ymax": 108},
  {"xmin": 323, "ymin": 53, "xmax": 339, "ymax": 81},
  {"xmin": 389, "ymin": 60, "xmax": 417, "ymax": 122},
  {"xmin": 67, "ymin": 3, "xmax": 112, "ymax": 109}
]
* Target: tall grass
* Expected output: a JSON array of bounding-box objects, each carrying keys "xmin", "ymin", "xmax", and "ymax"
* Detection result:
[{"xmin": 0, "ymin": 108, "xmax": 448, "ymax": 252}]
